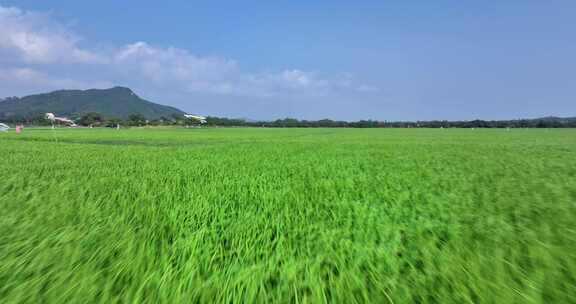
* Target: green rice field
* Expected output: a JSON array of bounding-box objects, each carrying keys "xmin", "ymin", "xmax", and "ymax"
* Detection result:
[{"xmin": 1, "ymin": 128, "xmax": 575, "ymax": 303}]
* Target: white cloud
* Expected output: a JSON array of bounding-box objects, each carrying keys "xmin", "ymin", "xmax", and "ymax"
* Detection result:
[
  {"xmin": 0, "ymin": 66, "xmax": 113, "ymax": 98},
  {"xmin": 113, "ymin": 42, "xmax": 241, "ymax": 94},
  {"xmin": 0, "ymin": 6, "xmax": 106, "ymax": 64},
  {"xmin": 111, "ymin": 42, "xmax": 367, "ymax": 97},
  {"xmin": 0, "ymin": 5, "xmax": 377, "ymax": 99},
  {"xmin": 245, "ymin": 70, "xmax": 360, "ymax": 97},
  {"xmin": 0, "ymin": 67, "xmax": 112, "ymax": 90},
  {"xmin": 282, "ymin": 70, "xmax": 315, "ymax": 87}
]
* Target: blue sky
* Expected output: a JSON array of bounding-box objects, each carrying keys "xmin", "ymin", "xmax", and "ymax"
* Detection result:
[{"xmin": 1, "ymin": 1, "xmax": 574, "ymax": 120}]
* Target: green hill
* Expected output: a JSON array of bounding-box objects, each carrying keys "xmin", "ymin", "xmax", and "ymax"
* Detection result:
[{"xmin": 0, "ymin": 87, "xmax": 184, "ymax": 120}]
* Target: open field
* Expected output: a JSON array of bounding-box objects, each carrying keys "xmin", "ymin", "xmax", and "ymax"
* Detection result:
[{"xmin": 1, "ymin": 128, "xmax": 575, "ymax": 303}]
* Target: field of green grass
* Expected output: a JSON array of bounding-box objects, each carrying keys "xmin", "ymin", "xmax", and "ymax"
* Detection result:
[{"xmin": 1, "ymin": 128, "xmax": 575, "ymax": 303}]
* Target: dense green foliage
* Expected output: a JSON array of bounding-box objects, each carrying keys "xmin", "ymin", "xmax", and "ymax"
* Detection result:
[
  {"xmin": 1, "ymin": 128, "xmax": 575, "ymax": 303},
  {"xmin": 0, "ymin": 87, "xmax": 183, "ymax": 121},
  {"xmin": 203, "ymin": 116, "xmax": 576, "ymax": 128},
  {"xmin": 4, "ymin": 111, "xmax": 576, "ymax": 128}
]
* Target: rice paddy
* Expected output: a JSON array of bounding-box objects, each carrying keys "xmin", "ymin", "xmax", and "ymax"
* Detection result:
[{"xmin": 1, "ymin": 128, "xmax": 575, "ymax": 303}]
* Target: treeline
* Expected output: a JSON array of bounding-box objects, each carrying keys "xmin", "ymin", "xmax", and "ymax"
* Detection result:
[
  {"xmin": 2, "ymin": 112, "xmax": 575, "ymax": 128},
  {"xmin": 203, "ymin": 117, "xmax": 576, "ymax": 128}
]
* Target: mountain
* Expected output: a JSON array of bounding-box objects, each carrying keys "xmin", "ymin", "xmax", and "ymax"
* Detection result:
[{"xmin": 0, "ymin": 87, "xmax": 185, "ymax": 120}]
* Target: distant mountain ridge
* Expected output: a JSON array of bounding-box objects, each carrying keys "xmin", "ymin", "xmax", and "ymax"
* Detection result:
[
  {"xmin": 0, "ymin": 87, "xmax": 573, "ymax": 125},
  {"xmin": 0, "ymin": 87, "xmax": 184, "ymax": 119},
  {"xmin": 533, "ymin": 116, "xmax": 576, "ymax": 123}
]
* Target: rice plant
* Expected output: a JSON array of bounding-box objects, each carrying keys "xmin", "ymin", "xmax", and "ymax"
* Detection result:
[{"xmin": 1, "ymin": 128, "xmax": 575, "ymax": 303}]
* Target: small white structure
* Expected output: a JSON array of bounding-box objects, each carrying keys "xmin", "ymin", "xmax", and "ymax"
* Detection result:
[
  {"xmin": 184, "ymin": 114, "xmax": 207, "ymax": 124},
  {"xmin": 46, "ymin": 113, "xmax": 77, "ymax": 127},
  {"xmin": 0, "ymin": 123, "xmax": 9, "ymax": 132}
]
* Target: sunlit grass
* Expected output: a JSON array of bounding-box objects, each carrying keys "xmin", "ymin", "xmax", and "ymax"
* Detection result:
[{"xmin": 1, "ymin": 128, "xmax": 575, "ymax": 303}]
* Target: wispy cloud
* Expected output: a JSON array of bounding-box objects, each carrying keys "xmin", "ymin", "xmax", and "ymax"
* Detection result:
[
  {"xmin": 0, "ymin": 6, "xmax": 106, "ymax": 64},
  {"xmin": 113, "ymin": 42, "xmax": 242, "ymax": 95},
  {"xmin": 0, "ymin": 5, "xmax": 377, "ymax": 99},
  {"xmin": 0, "ymin": 67, "xmax": 112, "ymax": 92}
]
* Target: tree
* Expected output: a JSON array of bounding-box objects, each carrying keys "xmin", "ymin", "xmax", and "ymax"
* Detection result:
[
  {"xmin": 127, "ymin": 114, "xmax": 146, "ymax": 126},
  {"xmin": 171, "ymin": 113, "xmax": 185, "ymax": 125},
  {"xmin": 78, "ymin": 112, "xmax": 104, "ymax": 127},
  {"xmin": 105, "ymin": 117, "xmax": 123, "ymax": 128}
]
